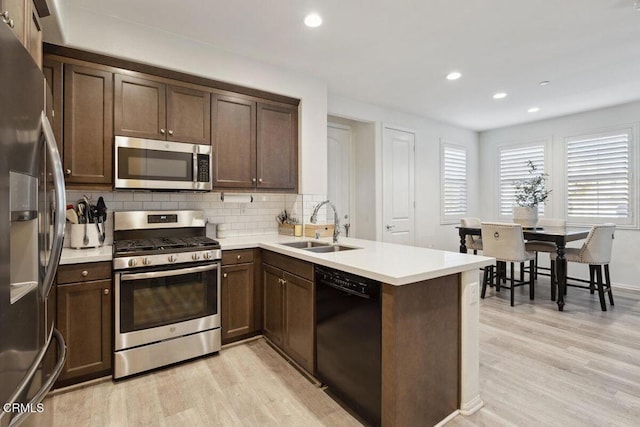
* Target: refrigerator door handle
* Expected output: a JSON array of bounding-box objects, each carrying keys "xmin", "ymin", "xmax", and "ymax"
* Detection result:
[
  {"xmin": 7, "ymin": 329, "xmax": 67, "ymax": 427},
  {"xmin": 40, "ymin": 112, "xmax": 66, "ymax": 299}
]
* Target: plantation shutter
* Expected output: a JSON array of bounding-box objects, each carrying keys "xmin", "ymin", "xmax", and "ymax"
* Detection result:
[
  {"xmin": 566, "ymin": 131, "xmax": 630, "ymax": 220},
  {"xmin": 442, "ymin": 145, "xmax": 467, "ymax": 218},
  {"xmin": 499, "ymin": 145, "xmax": 545, "ymax": 216}
]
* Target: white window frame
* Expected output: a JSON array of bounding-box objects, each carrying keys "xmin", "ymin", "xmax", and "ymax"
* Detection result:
[
  {"xmin": 440, "ymin": 141, "xmax": 468, "ymax": 224},
  {"xmin": 496, "ymin": 141, "xmax": 549, "ymax": 220},
  {"xmin": 562, "ymin": 125, "xmax": 638, "ymax": 229}
]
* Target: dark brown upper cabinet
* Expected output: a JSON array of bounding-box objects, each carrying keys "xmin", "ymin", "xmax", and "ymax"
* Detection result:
[
  {"xmin": 212, "ymin": 98, "xmax": 298, "ymax": 192},
  {"xmin": 115, "ymin": 73, "xmax": 211, "ymax": 144},
  {"xmin": 257, "ymin": 102, "xmax": 298, "ymax": 191},
  {"xmin": 42, "ymin": 57, "xmax": 63, "ymax": 153},
  {"xmin": 63, "ymin": 63, "xmax": 113, "ymax": 185},
  {"xmin": 212, "ymin": 94, "xmax": 256, "ymax": 188}
]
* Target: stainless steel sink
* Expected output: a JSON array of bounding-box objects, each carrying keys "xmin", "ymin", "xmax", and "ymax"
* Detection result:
[
  {"xmin": 304, "ymin": 245, "xmax": 361, "ymax": 253},
  {"xmin": 280, "ymin": 240, "xmax": 331, "ymax": 249}
]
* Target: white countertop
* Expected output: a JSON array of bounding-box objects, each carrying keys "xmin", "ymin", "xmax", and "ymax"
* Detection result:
[
  {"xmin": 58, "ymin": 236, "xmax": 494, "ymax": 285},
  {"xmin": 60, "ymin": 245, "xmax": 113, "ymax": 265},
  {"xmin": 219, "ymin": 235, "xmax": 494, "ymax": 286}
]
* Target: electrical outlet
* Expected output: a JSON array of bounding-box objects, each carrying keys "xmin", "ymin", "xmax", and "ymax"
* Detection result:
[{"xmin": 469, "ymin": 283, "xmax": 478, "ymax": 305}]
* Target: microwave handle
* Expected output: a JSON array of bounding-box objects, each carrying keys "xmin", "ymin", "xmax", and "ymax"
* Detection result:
[{"xmin": 193, "ymin": 153, "xmax": 198, "ymax": 183}]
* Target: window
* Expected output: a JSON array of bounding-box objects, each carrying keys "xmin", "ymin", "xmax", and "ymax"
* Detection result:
[
  {"xmin": 566, "ymin": 128, "xmax": 634, "ymax": 225},
  {"xmin": 499, "ymin": 144, "xmax": 546, "ymax": 217},
  {"xmin": 441, "ymin": 143, "xmax": 467, "ymax": 223}
]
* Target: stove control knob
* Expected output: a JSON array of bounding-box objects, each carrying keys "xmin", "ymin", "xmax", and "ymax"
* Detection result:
[
  {"xmin": 168, "ymin": 255, "xmax": 178, "ymax": 263},
  {"xmin": 203, "ymin": 252, "xmax": 211, "ymax": 260},
  {"xmin": 192, "ymin": 253, "xmax": 201, "ymax": 261},
  {"xmin": 143, "ymin": 257, "xmax": 151, "ymax": 265},
  {"xmin": 128, "ymin": 259, "xmax": 138, "ymax": 267}
]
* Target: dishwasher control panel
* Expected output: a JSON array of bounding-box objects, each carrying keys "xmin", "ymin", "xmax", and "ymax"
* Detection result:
[{"xmin": 315, "ymin": 266, "xmax": 380, "ymax": 298}]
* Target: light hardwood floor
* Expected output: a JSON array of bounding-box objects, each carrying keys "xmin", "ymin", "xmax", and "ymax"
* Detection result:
[{"xmin": 44, "ymin": 278, "xmax": 640, "ymax": 426}]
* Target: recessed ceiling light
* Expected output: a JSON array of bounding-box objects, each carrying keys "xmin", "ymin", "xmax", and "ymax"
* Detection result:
[
  {"xmin": 304, "ymin": 13, "xmax": 322, "ymax": 27},
  {"xmin": 493, "ymin": 92, "xmax": 508, "ymax": 100},
  {"xmin": 446, "ymin": 71, "xmax": 462, "ymax": 81},
  {"xmin": 539, "ymin": 81, "xmax": 550, "ymax": 86},
  {"xmin": 528, "ymin": 107, "xmax": 540, "ymax": 113}
]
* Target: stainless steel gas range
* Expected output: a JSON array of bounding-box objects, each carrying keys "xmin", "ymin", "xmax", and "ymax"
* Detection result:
[{"xmin": 112, "ymin": 210, "xmax": 222, "ymax": 379}]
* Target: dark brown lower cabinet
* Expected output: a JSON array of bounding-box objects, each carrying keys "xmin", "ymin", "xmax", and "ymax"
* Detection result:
[
  {"xmin": 220, "ymin": 249, "xmax": 261, "ymax": 344},
  {"xmin": 56, "ymin": 264, "xmax": 112, "ymax": 387},
  {"xmin": 262, "ymin": 251, "xmax": 314, "ymax": 373}
]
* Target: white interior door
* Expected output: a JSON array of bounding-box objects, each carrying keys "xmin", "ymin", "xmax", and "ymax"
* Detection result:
[
  {"xmin": 327, "ymin": 123, "xmax": 352, "ymax": 236},
  {"xmin": 382, "ymin": 126, "xmax": 415, "ymax": 245}
]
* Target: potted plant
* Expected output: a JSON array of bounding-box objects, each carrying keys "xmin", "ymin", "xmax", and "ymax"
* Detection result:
[{"xmin": 513, "ymin": 160, "xmax": 551, "ymax": 228}]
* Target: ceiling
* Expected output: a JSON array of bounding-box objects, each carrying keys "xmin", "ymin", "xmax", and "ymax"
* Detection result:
[{"xmin": 55, "ymin": 0, "xmax": 640, "ymax": 131}]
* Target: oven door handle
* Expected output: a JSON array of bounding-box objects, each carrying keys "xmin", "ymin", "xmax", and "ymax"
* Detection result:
[{"xmin": 120, "ymin": 263, "xmax": 219, "ymax": 281}]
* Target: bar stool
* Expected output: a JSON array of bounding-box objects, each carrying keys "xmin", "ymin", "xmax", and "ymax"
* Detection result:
[
  {"xmin": 480, "ymin": 222, "xmax": 536, "ymax": 307},
  {"xmin": 461, "ymin": 217, "xmax": 483, "ymax": 254},
  {"xmin": 561, "ymin": 223, "xmax": 616, "ymax": 311},
  {"xmin": 525, "ymin": 218, "xmax": 566, "ymax": 300}
]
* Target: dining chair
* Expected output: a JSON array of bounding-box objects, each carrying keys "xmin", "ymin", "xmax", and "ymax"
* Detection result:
[
  {"xmin": 461, "ymin": 217, "xmax": 483, "ymax": 254},
  {"xmin": 480, "ymin": 222, "xmax": 536, "ymax": 306},
  {"xmin": 561, "ymin": 223, "xmax": 616, "ymax": 311},
  {"xmin": 525, "ymin": 218, "xmax": 566, "ymax": 299}
]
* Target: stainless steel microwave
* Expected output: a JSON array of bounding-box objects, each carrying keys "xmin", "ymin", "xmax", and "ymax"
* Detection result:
[{"xmin": 114, "ymin": 136, "xmax": 212, "ymax": 191}]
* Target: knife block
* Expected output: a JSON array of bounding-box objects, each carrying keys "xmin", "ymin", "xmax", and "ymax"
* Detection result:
[{"xmin": 69, "ymin": 224, "xmax": 102, "ymax": 248}]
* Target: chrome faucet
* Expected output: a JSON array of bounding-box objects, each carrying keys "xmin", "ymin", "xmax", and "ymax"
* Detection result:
[{"xmin": 310, "ymin": 200, "xmax": 340, "ymax": 243}]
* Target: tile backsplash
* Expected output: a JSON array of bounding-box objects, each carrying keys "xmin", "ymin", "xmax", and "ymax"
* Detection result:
[{"xmin": 65, "ymin": 191, "xmax": 330, "ymax": 245}]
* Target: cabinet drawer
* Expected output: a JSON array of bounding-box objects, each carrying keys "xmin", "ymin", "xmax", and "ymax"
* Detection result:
[
  {"xmin": 57, "ymin": 262, "xmax": 112, "ymax": 284},
  {"xmin": 262, "ymin": 250, "xmax": 313, "ymax": 281},
  {"xmin": 222, "ymin": 249, "xmax": 255, "ymax": 266}
]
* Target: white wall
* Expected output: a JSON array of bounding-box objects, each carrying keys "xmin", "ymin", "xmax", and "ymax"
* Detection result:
[
  {"xmin": 479, "ymin": 101, "xmax": 640, "ymax": 289},
  {"xmin": 56, "ymin": 7, "xmax": 328, "ymax": 195},
  {"xmin": 328, "ymin": 94, "xmax": 480, "ymax": 251}
]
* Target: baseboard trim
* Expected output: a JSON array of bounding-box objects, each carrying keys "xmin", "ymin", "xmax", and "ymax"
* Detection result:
[
  {"xmin": 460, "ymin": 395, "xmax": 484, "ymax": 415},
  {"xmin": 435, "ymin": 410, "xmax": 460, "ymax": 427}
]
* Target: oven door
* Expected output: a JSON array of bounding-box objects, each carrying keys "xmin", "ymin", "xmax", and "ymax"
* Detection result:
[
  {"xmin": 114, "ymin": 136, "xmax": 212, "ymax": 191},
  {"xmin": 115, "ymin": 262, "xmax": 220, "ymax": 351}
]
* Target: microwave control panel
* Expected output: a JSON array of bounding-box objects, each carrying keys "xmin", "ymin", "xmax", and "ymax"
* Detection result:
[{"xmin": 197, "ymin": 154, "xmax": 210, "ymax": 182}]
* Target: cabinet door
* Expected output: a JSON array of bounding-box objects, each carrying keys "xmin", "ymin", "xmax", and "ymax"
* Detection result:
[
  {"xmin": 256, "ymin": 102, "xmax": 298, "ymax": 191},
  {"xmin": 57, "ymin": 279, "xmax": 112, "ymax": 382},
  {"xmin": 221, "ymin": 263, "xmax": 255, "ymax": 343},
  {"xmin": 63, "ymin": 64, "xmax": 113, "ymax": 185},
  {"xmin": 283, "ymin": 272, "xmax": 314, "ymax": 373},
  {"xmin": 166, "ymin": 84, "xmax": 211, "ymax": 144},
  {"xmin": 114, "ymin": 74, "xmax": 166, "ymax": 140},
  {"xmin": 1, "ymin": 0, "xmax": 27, "ymax": 46},
  {"xmin": 263, "ymin": 264, "xmax": 284, "ymax": 347},
  {"xmin": 26, "ymin": 2, "xmax": 40, "ymax": 68},
  {"xmin": 43, "ymin": 57, "xmax": 63, "ymax": 154},
  {"xmin": 212, "ymin": 94, "xmax": 256, "ymax": 189}
]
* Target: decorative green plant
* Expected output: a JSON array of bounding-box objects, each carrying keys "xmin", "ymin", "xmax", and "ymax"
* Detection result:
[{"xmin": 514, "ymin": 160, "xmax": 551, "ymax": 208}]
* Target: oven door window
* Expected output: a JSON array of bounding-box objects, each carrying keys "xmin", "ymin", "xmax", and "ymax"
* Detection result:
[
  {"xmin": 117, "ymin": 147, "xmax": 193, "ymax": 182},
  {"xmin": 120, "ymin": 269, "xmax": 217, "ymax": 333}
]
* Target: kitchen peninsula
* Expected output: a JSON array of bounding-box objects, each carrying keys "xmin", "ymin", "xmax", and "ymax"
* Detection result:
[{"xmin": 58, "ymin": 234, "xmax": 492, "ymax": 426}]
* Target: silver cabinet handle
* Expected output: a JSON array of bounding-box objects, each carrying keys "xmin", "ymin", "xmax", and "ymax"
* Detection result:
[
  {"xmin": 103, "ymin": 288, "xmax": 109, "ymax": 295},
  {"xmin": 1, "ymin": 11, "xmax": 14, "ymax": 28},
  {"xmin": 223, "ymin": 273, "xmax": 228, "ymax": 278},
  {"xmin": 66, "ymin": 169, "xmax": 72, "ymax": 175},
  {"xmin": 168, "ymin": 130, "xmax": 174, "ymax": 136},
  {"xmin": 258, "ymin": 178, "xmax": 263, "ymax": 183},
  {"xmin": 236, "ymin": 255, "xmax": 241, "ymax": 260},
  {"xmin": 160, "ymin": 128, "xmax": 166, "ymax": 135},
  {"xmin": 81, "ymin": 270, "xmax": 88, "ymax": 277},
  {"xmin": 252, "ymin": 178, "xmax": 257, "ymax": 183},
  {"xmin": 386, "ymin": 224, "xmax": 395, "ymax": 230}
]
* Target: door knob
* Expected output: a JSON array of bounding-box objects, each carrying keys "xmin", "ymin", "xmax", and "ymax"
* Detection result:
[{"xmin": 385, "ymin": 224, "xmax": 395, "ymax": 230}]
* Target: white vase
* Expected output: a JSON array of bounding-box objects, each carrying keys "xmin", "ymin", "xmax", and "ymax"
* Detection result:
[{"xmin": 513, "ymin": 206, "xmax": 539, "ymax": 228}]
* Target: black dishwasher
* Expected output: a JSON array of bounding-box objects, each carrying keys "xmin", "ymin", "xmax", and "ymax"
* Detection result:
[{"xmin": 315, "ymin": 265, "xmax": 381, "ymax": 426}]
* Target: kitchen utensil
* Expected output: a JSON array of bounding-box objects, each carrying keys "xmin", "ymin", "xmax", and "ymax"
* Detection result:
[
  {"xmin": 66, "ymin": 208, "xmax": 78, "ymax": 224},
  {"xmin": 77, "ymin": 201, "xmax": 89, "ymax": 245},
  {"xmin": 96, "ymin": 197, "xmax": 107, "ymax": 244}
]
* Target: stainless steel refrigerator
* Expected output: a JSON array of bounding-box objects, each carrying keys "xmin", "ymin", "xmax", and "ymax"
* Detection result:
[{"xmin": 0, "ymin": 20, "xmax": 67, "ymax": 427}]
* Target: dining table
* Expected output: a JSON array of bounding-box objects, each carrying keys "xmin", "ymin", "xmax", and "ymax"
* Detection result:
[{"xmin": 458, "ymin": 225, "xmax": 590, "ymax": 311}]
